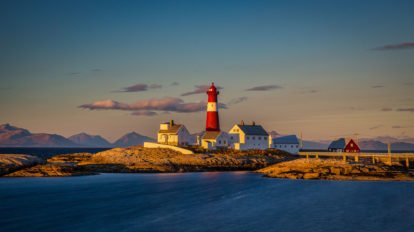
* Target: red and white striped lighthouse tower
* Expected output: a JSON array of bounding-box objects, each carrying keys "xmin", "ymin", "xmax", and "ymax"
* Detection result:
[{"xmin": 206, "ymin": 82, "xmax": 220, "ymax": 131}]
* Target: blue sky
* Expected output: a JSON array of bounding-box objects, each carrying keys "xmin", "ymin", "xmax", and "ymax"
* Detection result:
[{"xmin": 1, "ymin": 0, "xmax": 413, "ymax": 141}]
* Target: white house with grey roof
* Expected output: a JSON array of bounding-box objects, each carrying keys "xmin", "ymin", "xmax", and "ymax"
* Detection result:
[
  {"xmin": 157, "ymin": 120, "xmax": 193, "ymax": 146},
  {"xmin": 201, "ymin": 131, "xmax": 229, "ymax": 150},
  {"xmin": 228, "ymin": 121, "xmax": 270, "ymax": 150},
  {"xmin": 272, "ymin": 135, "xmax": 300, "ymax": 154}
]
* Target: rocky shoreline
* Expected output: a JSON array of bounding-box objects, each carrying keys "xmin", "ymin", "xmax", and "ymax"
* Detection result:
[
  {"xmin": 1, "ymin": 146, "xmax": 294, "ymax": 177},
  {"xmin": 257, "ymin": 158, "xmax": 414, "ymax": 181},
  {"xmin": 1, "ymin": 147, "xmax": 413, "ymax": 181}
]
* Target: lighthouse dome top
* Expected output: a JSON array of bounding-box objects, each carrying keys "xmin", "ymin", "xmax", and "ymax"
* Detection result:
[{"xmin": 208, "ymin": 82, "xmax": 217, "ymax": 92}]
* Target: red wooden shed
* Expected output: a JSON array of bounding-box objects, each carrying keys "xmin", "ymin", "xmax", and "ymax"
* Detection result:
[{"xmin": 344, "ymin": 139, "xmax": 360, "ymax": 153}]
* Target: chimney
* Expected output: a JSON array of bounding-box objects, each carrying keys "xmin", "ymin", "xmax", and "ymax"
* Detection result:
[
  {"xmin": 252, "ymin": 121, "xmax": 256, "ymax": 126},
  {"xmin": 170, "ymin": 120, "xmax": 174, "ymax": 127},
  {"xmin": 241, "ymin": 120, "xmax": 245, "ymax": 125}
]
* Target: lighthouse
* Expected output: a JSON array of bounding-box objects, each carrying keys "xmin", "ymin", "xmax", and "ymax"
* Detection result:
[{"xmin": 206, "ymin": 82, "xmax": 220, "ymax": 131}]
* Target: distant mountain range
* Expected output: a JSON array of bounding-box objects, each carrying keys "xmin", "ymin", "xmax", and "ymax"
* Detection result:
[
  {"xmin": 0, "ymin": 124, "xmax": 154, "ymax": 148},
  {"xmin": 1, "ymin": 124, "xmax": 413, "ymax": 151}
]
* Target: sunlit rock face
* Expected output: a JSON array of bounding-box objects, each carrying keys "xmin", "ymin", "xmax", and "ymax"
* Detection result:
[
  {"xmin": 258, "ymin": 158, "xmax": 414, "ymax": 181},
  {"xmin": 0, "ymin": 154, "xmax": 43, "ymax": 176}
]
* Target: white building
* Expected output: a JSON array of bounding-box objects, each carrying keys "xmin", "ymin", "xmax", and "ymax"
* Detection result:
[
  {"xmin": 201, "ymin": 131, "xmax": 229, "ymax": 150},
  {"xmin": 157, "ymin": 120, "xmax": 192, "ymax": 146},
  {"xmin": 272, "ymin": 135, "xmax": 300, "ymax": 154},
  {"xmin": 228, "ymin": 121, "xmax": 270, "ymax": 150}
]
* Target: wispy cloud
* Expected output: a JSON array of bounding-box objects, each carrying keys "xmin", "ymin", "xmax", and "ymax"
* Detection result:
[
  {"xmin": 171, "ymin": 82, "xmax": 179, "ymax": 86},
  {"xmin": 118, "ymin": 83, "xmax": 162, "ymax": 92},
  {"xmin": 246, "ymin": 85, "xmax": 282, "ymax": 91},
  {"xmin": 396, "ymin": 108, "xmax": 414, "ymax": 112},
  {"xmin": 372, "ymin": 42, "xmax": 414, "ymax": 51},
  {"xmin": 79, "ymin": 97, "xmax": 227, "ymax": 115},
  {"xmin": 300, "ymin": 89, "xmax": 319, "ymax": 94},
  {"xmin": 181, "ymin": 85, "xmax": 223, "ymax": 96},
  {"xmin": 91, "ymin": 69, "xmax": 102, "ymax": 72},
  {"xmin": 381, "ymin": 107, "xmax": 393, "ymax": 112},
  {"xmin": 68, "ymin": 72, "xmax": 81, "ymax": 76},
  {"xmin": 392, "ymin": 125, "xmax": 406, "ymax": 129},
  {"xmin": 369, "ymin": 125, "xmax": 382, "ymax": 130},
  {"xmin": 228, "ymin": 97, "xmax": 248, "ymax": 105},
  {"xmin": 131, "ymin": 111, "xmax": 158, "ymax": 116},
  {"xmin": 371, "ymin": 85, "xmax": 384, "ymax": 88}
]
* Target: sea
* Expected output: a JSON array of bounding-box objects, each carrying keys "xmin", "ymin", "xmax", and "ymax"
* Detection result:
[{"xmin": 1, "ymin": 148, "xmax": 414, "ymax": 232}]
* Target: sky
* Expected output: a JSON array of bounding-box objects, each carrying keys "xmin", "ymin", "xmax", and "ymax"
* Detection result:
[{"xmin": 0, "ymin": 0, "xmax": 413, "ymax": 141}]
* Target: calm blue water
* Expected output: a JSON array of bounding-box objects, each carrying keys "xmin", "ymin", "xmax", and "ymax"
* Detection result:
[{"xmin": 1, "ymin": 172, "xmax": 413, "ymax": 232}]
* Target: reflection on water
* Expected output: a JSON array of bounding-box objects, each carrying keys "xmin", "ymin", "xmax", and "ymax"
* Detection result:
[{"xmin": 1, "ymin": 172, "xmax": 414, "ymax": 232}]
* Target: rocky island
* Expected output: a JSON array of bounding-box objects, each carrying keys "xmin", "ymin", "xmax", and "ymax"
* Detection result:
[
  {"xmin": 1, "ymin": 146, "xmax": 413, "ymax": 181},
  {"xmin": 1, "ymin": 146, "xmax": 293, "ymax": 177}
]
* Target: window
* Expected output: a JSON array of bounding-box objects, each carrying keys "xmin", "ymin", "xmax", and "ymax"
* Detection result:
[
  {"xmin": 252, "ymin": 136, "xmax": 255, "ymax": 140},
  {"xmin": 247, "ymin": 136, "xmax": 249, "ymax": 140},
  {"xmin": 258, "ymin": 137, "xmax": 262, "ymax": 140},
  {"xmin": 264, "ymin": 137, "xmax": 267, "ymax": 140},
  {"xmin": 219, "ymin": 140, "xmax": 222, "ymax": 144},
  {"xmin": 291, "ymin": 145, "xmax": 293, "ymax": 148},
  {"xmin": 230, "ymin": 136, "xmax": 233, "ymax": 140}
]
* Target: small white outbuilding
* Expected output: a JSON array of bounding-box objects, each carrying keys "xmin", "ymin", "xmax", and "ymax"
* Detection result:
[
  {"xmin": 157, "ymin": 120, "xmax": 192, "ymax": 146},
  {"xmin": 272, "ymin": 135, "xmax": 300, "ymax": 154},
  {"xmin": 201, "ymin": 131, "xmax": 229, "ymax": 150}
]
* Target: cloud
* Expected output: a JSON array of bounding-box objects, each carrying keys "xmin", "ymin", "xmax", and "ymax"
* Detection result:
[
  {"xmin": 79, "ymin": 97, "xmax": 227, "ymax": 114},
  {"xmin": 131, "ymin": 111, "xmax": 158, "ymax": 116},
  {"xmin": 118, "ymin": 83, "xmax": 162, "ymax": 92},
  {"xmin": 392, "ymin": 125, "xmax": 405, "ymax": 129},
  {"xmin": 228, "ymin": 97, "xmax": 248, "ymax": 105},
  {"xmin": 91, "ymin": 69, "xmax": 102, "ymax": 72},
  {"xmin": 300, "ymin": 89, "xmax": 319, "ymax": 94},
  {"xmin": 373, "ymin": 42, "xmax": 414, "ymax": 51},
  {"xmin": 68, "ymin": 72, "xmax": 80, "ymax": 76},
  {"xmin": 396, "ymin": 108, "xmax": 414, "ymax": 112},
  {"xmin": 171, "ymin": 82, "xmax": 179, "ymax": 86},
  {"xmin": 371, "ymin": 85, "xmax": 384, "ymax": 88},
  {"xmin": 246, "ymin": 85, "xmax": 282, "ymax": 91},
  {"xmin": 381, "ymin": 107, "xmax": 393, "ymax": 112},
  {"xmin": 181, "ymin": 85, "xmax": 223, "ymax": 96},
  {"xmin": 149, "ymin": 84, "xmax": 162, "ymax": 89},
  {"xmin": 369, "ymin": 125, "xmax": 382, "ymax": 130}
]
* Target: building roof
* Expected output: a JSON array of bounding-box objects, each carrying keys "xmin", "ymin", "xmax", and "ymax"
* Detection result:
[
  {"xmin": 328, "ymin": 138, "xmax": 347, "ymax": 149},
  {"xmin": 202, "ymin": 131, "xmax": 227, "ymax": 140},
  {"xmin": 202, "ymin": 131, "xmax": 220, "ymax": 140},
  {"xmin": 237, "ymin": 124, "xmax": 268, "ymax": 136},
  {"xmin": 272, "ymin": 135, "xmax": 299, "ymax": 144},
  {"xmin": 158, "ymin": 124, "xmax": 182, "ymax": 134}
]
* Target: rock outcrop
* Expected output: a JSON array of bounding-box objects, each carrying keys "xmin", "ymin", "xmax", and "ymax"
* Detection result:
[
  {"xmin": 4, "ymin": 146, "xmax": 294, "ymax": 176},
  {"xmin": 257, "ymin": 158, "xmax": 414, "ymax": 181},
  {"xmin": 0, "ymin": 154, "xmax": 43, "ymax": 176}
]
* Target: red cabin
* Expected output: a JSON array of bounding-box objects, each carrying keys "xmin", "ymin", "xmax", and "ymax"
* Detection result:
[{"xmin": 344, "ymin": 139, "xmax": 360, "ymax": 153}]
